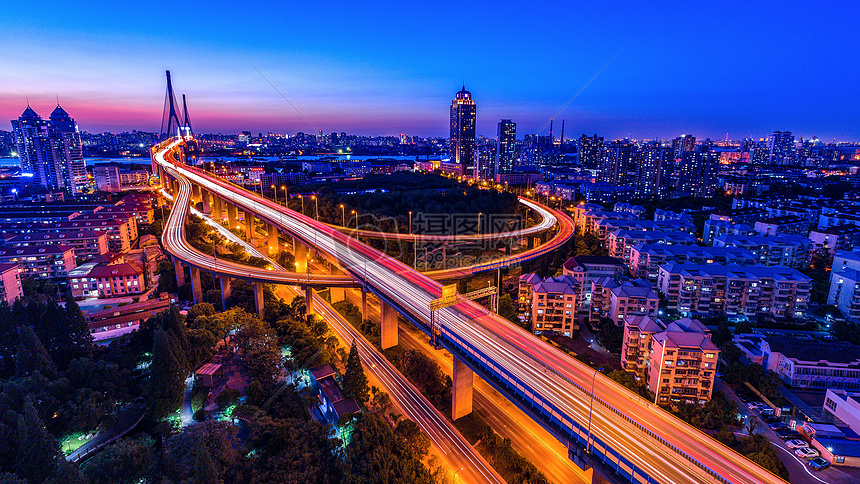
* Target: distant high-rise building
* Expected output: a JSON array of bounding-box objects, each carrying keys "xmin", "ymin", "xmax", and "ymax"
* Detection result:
[
  {"xmin": 450, "ymin": 84, "xmax": 476, "ymax": 173},
  {"xmin": 672, "ymin": 134, "xmax": 696, "ymax": 159},
  {"xmin": 11, "ymin": 105, "xmax": 87, "ymax": 194},
  {"xmin": 768, "ymin": 131, "xmax": 795, "ymax": 164},
  {"xmin": 600, "ymin": 140, "xmax": 635, "ymax": 186},
  {"xmin": 677, "ymin": 146, "xmax": 719, "ymax": 197},
  {"xmin": 93, "ymin": 163, "xmax": 122, "ymax": 193},
  {"xmin": 636, "ymin": 142, "xmax": 672, "ymax": 197},
  {"xmin": 495, "ymin": 119, "xmax": 517, "ymax": 177},
  {"xmin": 578, "ymin": 134, "xmax": 604, "ymax": 167},
  {"xmin": 476, "ymin": 144, "xmax": 496, "ymax": 181}
]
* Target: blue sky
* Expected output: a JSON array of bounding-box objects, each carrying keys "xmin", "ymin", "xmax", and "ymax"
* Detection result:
[{"xmin": 2, "ymin": 0, "xmax": 858, "ymax": 140}]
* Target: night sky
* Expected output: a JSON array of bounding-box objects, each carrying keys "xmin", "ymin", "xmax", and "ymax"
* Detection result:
[{"xmin": 2, "ymin": 0, "xmax": 858, "ymax": 140}]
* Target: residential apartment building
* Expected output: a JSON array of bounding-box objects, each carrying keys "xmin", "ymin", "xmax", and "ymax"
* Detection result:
[
  {"xmin": 734, "ymin": 334, "xmax": 860, "ymax": 390},
  {"xmin": 0, "ymin": 245, "xmax": 75, "ymax": 282},
  {"xmin": 828, "ymin": 248, "xmax": 860, "ymax": 322},
  {"xmin": 594, "ymin": 219, "xmax": 695, "ymax": 243},
  {"xmin": 607, "ymin": 230, "xmax": 698, "ymax": 266},
  {"xmin": 702, "ymin": 220, "xmax": 756, "ymax": 246},
  {"xmin": 70, "ymin": 262, "xmax": 144, "ymax": 298},
  {"xmin": 620, "ymin": 315, "xmax": 665, "ymax": 379},
  {"xmin": 657, "ymin": 262, "xmax": 811, "ymax": 320},
  {"xmin": 629, "ymin": 244, "xmax": 757, "ymax": 281},
  {"xmin": 608, "ymin": 280, "xmax": 660, "ymax": 324},
  {"xmin": 0, "ymin": 262, "xmax": 22, "ymax": 304},
  {"xmin": 754, "ymin": 215, "xmax": 807, "ymax": 236},
  {"xmin": 647, "ymin": 318, "xmax": 720, "ymax": 405},
  {"xmin": 713, "ymin": 234, "xmax": 811, "ymax": 268},
  {"xmin": 562, "ymin": 255, "xmax": 627, "ymax": 300},
  {"xmin": 3, "ymin": 230, "xmax": 109, "ymax": 263},
  {"xmin": 518, "ymin": 273, "xmax": 579, "ymax": 336},
  {"xmin": 809, "ymin": 225, "xmax": 860, "ymax": 256}
]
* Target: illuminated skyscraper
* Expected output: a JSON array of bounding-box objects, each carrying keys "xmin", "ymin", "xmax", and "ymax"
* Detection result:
[
  {"xmin": 450, "ymin": 84, "xmax": 476, "ymax": 173},
  {"xmin": 11, "ymin": 105, "xmax": 86, "ymax": 194},
  {"xmin": 768, "ymin": 131, "xmax": 795, "ymax": 164},
  {"xmin": 495, "ymin": 119, "xmax": 516, "ymax": 177}
]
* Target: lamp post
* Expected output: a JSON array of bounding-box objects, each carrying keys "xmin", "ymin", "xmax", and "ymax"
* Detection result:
[
  {"xmin": 299, "ymin": 194, "xmax": 304, "ymax": 215},
  {"xmin": 281, "ymin": 186, "xmax": 287, "ymax": 206},
  {"xmin": 340, "ymin": 204, "xmax": 345, "ymax": 226},
  {"xmin": 586, "ymin": 366, "xmax": 604, "ymax": 453},
  {"xmin": 312, "ymin": 195, "xmax": 319, "ymax": 220},
  {"xmin": 271, "ymin": 185, "xmax": 277, "ymax": 205},
  {"xmin": 477, "ymin": 212, "xmax": 482, "ymax": 236},
  {"xmin": 351, "ymin": 210, "xmax": 357, "ymax": 231},
  {"xmin": 408, "ymin": 211, "xmax": 412, "ymax": 235},
  {"xmin": 453, "ymin": 466, "xmax": 464, "ymax": 483}
]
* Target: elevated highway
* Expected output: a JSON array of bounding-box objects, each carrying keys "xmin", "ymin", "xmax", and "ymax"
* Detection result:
[{"xmin": 155, "ymin": 137, "xmax": 787, "ymax": 484}]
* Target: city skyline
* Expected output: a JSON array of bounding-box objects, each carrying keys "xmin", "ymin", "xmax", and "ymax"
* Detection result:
[{"xmin": 2, "ymin": 1, "xmax": 859, "ymax": 140}]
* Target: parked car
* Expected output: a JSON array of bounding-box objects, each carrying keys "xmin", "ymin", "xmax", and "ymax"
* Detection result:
[
  {"xmin": 769, "ymin": 421, "xmax": 789, "ymax": 430},
  {"xmin": 786, "ymin": 439, "xmax": 808, "ymax": 449},
  {"xmin": 775, "ymin": 428, "xmax": 796, "ymax": 436},
  {"xmin": 779, "ymin": 432, "xmax": 804, "ymax": 441},
  {"xmin": 809, "ymin": 457, "xmax": 830, "ymax": 470},
  {"xmin": 747, "ymin": 402, "xmax": 763, "ymax": 410},
  {"xmin": 761, "ymin": 416, "xmax": 781, "ymax": 424},
  {"xmin": 795, "ymin": 447, "xmax": 819, "ymax": 459}
]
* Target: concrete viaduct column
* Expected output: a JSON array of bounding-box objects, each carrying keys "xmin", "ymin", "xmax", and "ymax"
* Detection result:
[
  {"xmin": 174, "ymin": 258, "xmax": 186, "ymax": 286},
  {"xmin": 293, "ymin": 238, "xmax": 308, "ymax": 273},
  {"xmin": 219, "ymin": 276, "xmax": 232, "ymax": 311},
  {"xmin": 244, "ymin": 211, "xmax": 254, "ymax": 241},
  {"xmin": 200, "ymin": 189, "xmax": 211, "ymax": 214},
  {"xmin": 380, "ymin": 299, "xmax": 398, "ymax": 350},
  {"xmin": 452, "ymin": 357, "xmax": 474, "ymax": 420},
  {"xmin": 253, "ymin": 282, "xmax": 264, "ymax": 320},
  {"xmin": 330, "ymin": 266, "xmax": 345, "ymax": 303},
  {"xmin": 190, "ymin": 266, "xmax": 203, "ymax": 305},
  {"xmin": 305, "ymin": 286, "xmax": 314, "ymax": 316},
  {"xmin": 361, "ymin": 286, "xmax": 368, "ymax": 323},
  {"xmin": 212, "ymin": 196, "xmax": 223, "ymax": 222},
  {"xmin": 191, "ymin": 183, "xmax": 201, "ymax": 203},
  {"xmin": 227, "ymin": 203, "xmax": 238, "ymax": 230},
  {"xmin": 267, "ymin": 223, "xmax": 279, "ymax": 256}
]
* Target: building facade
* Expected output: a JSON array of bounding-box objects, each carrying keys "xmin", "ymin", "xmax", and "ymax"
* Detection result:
[
  {"xmin": 450, "ymin": 84, "xmax": 476, "ymax": 174},
  {"xmin": 11, "ymin": 105, "xmax": 87, "ymax": 194}
]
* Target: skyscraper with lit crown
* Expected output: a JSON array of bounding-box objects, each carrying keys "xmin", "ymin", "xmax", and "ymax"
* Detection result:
[
  {"xmin": 450, "ymin": 84, "xmax": 476, "ymax": 174},
  {"xmin": 11, "ymin": 105, "xmax": 87, "ymax": 194}
]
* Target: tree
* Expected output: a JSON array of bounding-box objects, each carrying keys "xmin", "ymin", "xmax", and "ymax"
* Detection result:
[
  {"xmin": 14, "ymin": 325, "xmax": 56, "ymax": 379},
  {"xmin": 343, "ymin": 341, "xmax": 369, "ymax": 403},
  {"xmin": 15, "ymin": 398, "xmax": 60, "ymax": 484},
  {"xmin": 395, "ymin": 419, "xmax": 431, "ymax": 458},
  {"xmin": 186, "ymin": 302, "xmax": 216, "ymax": 326},
  {"xmin": 734, "ymin": 319, "xmax": 753, "ymax": 334},
  {"xmin": 498, "ymin": 294, "xmax": 519, "ymax": 325},
  {"xmin": 80, "ymin": 435, "xmax": 156, "ymax": 484},
  {"xmin": 193, "ymin": 439, "xmax": 221, "ymax": 484},
  {"xmin": 146, "ymin": 329, "xmax": 187, "ymax": 419}
]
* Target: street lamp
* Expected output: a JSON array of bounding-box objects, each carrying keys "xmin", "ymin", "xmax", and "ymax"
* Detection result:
[
  {"xmin": 271, "ymin": 185, "xmax": 277, "ymax": 205},
  {"xmin": 281, "ymin": 186, "xmax": 287, "ymax": 206},
  {"xmin": 312, "ymin": 195, "xmax": 319, "ymax": 220},
  {"xmin": 351, "ymin": 210, "xmax": 357, "ymax": 231},
  {"xmin": 453, "ymin": 466, "xmax": 464, "ymax": 483},
  {"xmin": 408, "ymin": 211, "xmax": 413, "ymax": 235},
  {"xmin": 477, "ymin": 212, "xmax": 482, "ymax": 235},
  {"xmin": 298, "ymin": 194, "xmax": 304, "ymax": 215},
  {"xmin": 586, "ymin": 366, "xmax": 604, "ymax": 453},
  {"xmin": 340, "ymin": 204, "xmax": 345, "ymax": 226}
]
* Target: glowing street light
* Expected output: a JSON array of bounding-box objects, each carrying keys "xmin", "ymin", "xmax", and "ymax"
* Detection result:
[
  {"xmin": 340, "ymin": 204, "xmax": 345, "ymax": 226},
  {"xmin": 271, "ymin": 184, "xmax": 277, "ymax": 205}
]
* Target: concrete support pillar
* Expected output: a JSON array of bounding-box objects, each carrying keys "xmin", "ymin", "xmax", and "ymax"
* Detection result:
[
  {"xmin": 244, "ymin": 211, "xmax": 253, "ymax": 240},
  {"xmin": 330, "ymin": 266, "xmax": 345, "ymax": 303},
  {"xmin": 174, "ymin": 258, "xmax": 186, "ymax": 286},
  {"xmin": 361, "ymin": 286, "xmax": 368, "ymax": 322},
  {"xmin": 305, "ymin": 286, "xmax": 314, "ymax": 316},
  {"xmin": 267, "ymin": 223, "xmax": 279, "ymax": 255},
  {"xmin": 227, "ymin": 203, "xmax": 238, "ymax": 230},
  {"xmin": 527, "ymin": 236, "xmax": 535, "ymax": 249},
  {"xmin": 201, "ymin": 189, "xmax": 211, "ymax": 214},
  {"xmin": 190, "ymin": 266, "xmax": 202, "ymax": 305},
  {"xmin": 294, "ymin": 238, "xmax": 307, "ymax": 273},
  {"xmin": 253, "ymin": 281, "xmax": 264, "ymax": 320},
  {"xmin": 191, "ymin": 183, "xmax": 201, "ymax": 202},
  {"xmin": 212, "ymin": 196, "xmax": 223, "ymax": 222},
  {"xmin": 380, "ymin": 299, "xmax": 399, "ymax": 350},
  {"xmin": 452, "ymin": 357, "xmax": 474, "ymax": 420},
  {"xmin": 219, "ymin": 276, "xmax": 232, "ymax": 311}
]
